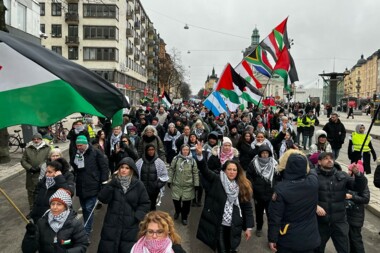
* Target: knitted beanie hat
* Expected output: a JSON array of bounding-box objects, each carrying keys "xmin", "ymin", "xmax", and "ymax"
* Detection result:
[
  {"xmin": 76, "ymin": 135, "xmax": 88, "ymax": 145},
  {"xmin": 49, "ymin": 188, "xmax": 72, "ymax": 208}
]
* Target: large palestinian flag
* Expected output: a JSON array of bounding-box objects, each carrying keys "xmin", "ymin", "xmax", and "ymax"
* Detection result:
[{"xmin": 0, "ymin": 31, "xmax": 129, "ymax": 128}]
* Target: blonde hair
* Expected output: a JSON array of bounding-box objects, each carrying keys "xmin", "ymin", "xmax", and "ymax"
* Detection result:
[
  {"xmin": 277, "ymin": 149, "xmax": 310, "ymax": 173},
  {"xmin": 137, "ymin": 211, "xmax": 181, "ymax": 244}
]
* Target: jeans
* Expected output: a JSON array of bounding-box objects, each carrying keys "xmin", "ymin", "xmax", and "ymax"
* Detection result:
[
  {"xmin": 79, "ymin": 196, "xmax": 97, "ymax": 235},
  {"xmin": 332, "ymin": 149, "xmax": 341, "ymax": 160},
  {"xmin": 303, "ymin": 135, "xmax": 313, "ymax": 149}
]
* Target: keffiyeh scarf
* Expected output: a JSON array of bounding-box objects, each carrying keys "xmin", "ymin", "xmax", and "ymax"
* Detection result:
[
  {"xmin": 45, "ymin": 176, "xmax": 56, "ymax": 189},
  {"xmin": 253, "ymin": 156, "xmax": 277, "ymax": 187},
  {"xmin": 48, "ymin": 209, "xmax": 70, "ymax": 233},
  {"xmin": 220, "ymin": 171, "xmax": 241, "ymax": 226},
  {"xmin": 131, "ymin": 236, "xmax": 174, "ymax": 253}
]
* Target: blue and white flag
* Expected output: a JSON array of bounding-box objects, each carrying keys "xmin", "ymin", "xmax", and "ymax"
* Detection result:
[{"xmin": 203, "ymin": 91, "xmax": 229, "ymax": 117}]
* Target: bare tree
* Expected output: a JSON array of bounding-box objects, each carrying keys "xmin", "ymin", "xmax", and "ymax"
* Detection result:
[
  {"xmin": 197, "ymin": 88, "xmax": 205, "ymax": 99},
  {"xmin": 0, "ymin": 0, "xmax": 10, "ymax": 163},
  {"xmin": 179, "ymin": 82, "xmax": 192, "ymax": 100}
]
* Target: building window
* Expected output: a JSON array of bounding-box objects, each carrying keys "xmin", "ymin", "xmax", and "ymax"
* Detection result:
[
  {"xmin": 17, "ymin": 3, "xmax": 27, "ymax": 31},
  {"xmin": 83, "ymin": 47, "xmax": 119, "ymax": 61},
  {"xmin": 51, "ymin": 24, "xmax": 62, "ymax": 37},
  {"xmin": 83, "ymin": 26, "xmax": 118, "ymax": 40},
  {"xmin": 40, "ymin": 24, "xmax": 45, "ymax": 33},
  {"xmin": 40, "ymin": 2, "xmax": 45, "ymax": 16},
  {"xmin": 68, "ymin": 47, "xmax": 78, "ymax": 60},
  {"xmin": 52, "ymin": 3, "xmax": 62, "ymax": 16},
  {"xmin": 52, "ymin": 46, "xmax": 62, "ymax": 55},
  {"xmin": 68, "ymin": 3, "xmax": 78, "ymax": 14},
  {"xmin": 4, "ymin": 0, "xmax": 10, "ymax": 25},
  {"xmin": 83, "ymin": 4, "xmax": 118, "ymax": 19}
]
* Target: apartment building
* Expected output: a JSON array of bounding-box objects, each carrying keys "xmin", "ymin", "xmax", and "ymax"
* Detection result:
[
  {"xmin": 39, "ymin": 0, "xmax": 160, "ymax": 106},
  {"xmin": 3, "ymin": 0, "xmax": 40, "ymax": 43}
]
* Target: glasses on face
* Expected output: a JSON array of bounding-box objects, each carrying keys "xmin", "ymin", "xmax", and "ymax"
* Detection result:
[{"xmin": 146, "ymin": 229, "xmax": 165, "ymax": 237}]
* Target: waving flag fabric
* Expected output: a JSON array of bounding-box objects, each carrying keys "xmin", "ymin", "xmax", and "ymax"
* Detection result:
[
  {"xmin": 0, "ymin": 31, "xmax": 128, "ymax": 128},
  {"xmin": 203, "ymin": 91, "xmax": 229, "ymax": 117},
  {"xmin": 161, "ymin": 91, "xmax": 172, "ymax": 108},
  {"xmin": 245, "ymin": 45, "xmax": 273, "ymax": 78},
  {"xmin": 235, "ymin": 60, "xmax": 263, "ymax": 89}
]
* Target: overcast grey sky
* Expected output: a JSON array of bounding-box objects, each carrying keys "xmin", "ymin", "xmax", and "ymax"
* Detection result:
[{"xmin": 143, "ymin": 0, "xmax": 379, "ymax": 94}]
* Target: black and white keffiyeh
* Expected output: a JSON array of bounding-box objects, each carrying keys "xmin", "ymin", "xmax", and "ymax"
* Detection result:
[
  {"xmin": 48, "ymin": 209, "xmax": 70, "ymax": 233},
  {"xmin": 220, "ymin": 171, "xmax": 241, "ymax": 226}
]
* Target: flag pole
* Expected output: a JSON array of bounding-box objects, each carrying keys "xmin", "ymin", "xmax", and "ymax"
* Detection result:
[
  {"xmin": 0, "ymin": 187, "xmax": 30, "ymax": 224},
  {"xmin": 358, "ymin": 104, "xmax": 380, "ymax": 158}
]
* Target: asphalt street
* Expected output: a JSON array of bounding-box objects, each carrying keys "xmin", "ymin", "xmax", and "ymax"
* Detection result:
[{"xmin": 1, "ymin": 125, "xmax": 380, "ymax": 252}]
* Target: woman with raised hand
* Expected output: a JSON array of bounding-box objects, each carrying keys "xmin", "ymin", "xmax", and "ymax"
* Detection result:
[
  {"xmin": 97, "ymin": 157, "xmax": 150, "ymax": 253},
  {"xmin": 131, "ymin": 210, "xmax": 186, "ymax": 253},
  {"xmin": 195, "ymin": 142, "xmax": 253, "ymax": 253},
  {"xmin": 207, "ymin": 137, "xmax": 239, "ymax": 174}
]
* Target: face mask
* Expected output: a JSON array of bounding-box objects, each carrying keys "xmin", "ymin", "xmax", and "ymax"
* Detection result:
[{"xmin": 75, "ymin": 125, "xmax": 84, "ymax": 132}]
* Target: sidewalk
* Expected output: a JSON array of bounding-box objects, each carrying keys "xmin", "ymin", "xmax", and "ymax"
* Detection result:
[{"xmin": 318, "ymin": 113, "xmax": 380, "ymax": 218}]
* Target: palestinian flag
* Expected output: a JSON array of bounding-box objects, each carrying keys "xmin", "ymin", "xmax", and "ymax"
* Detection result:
[
  {"xmin": 161, "ymin": 91, "xmax": 172, "ymax": 108},
  {"xmin": 0, "ymin": 31, "xmax": 128, "ymax": 128},
  {"xmin": 235, "ymin": 60, "xmax": 262, "ymax": 89},
  {"xmin": 216, "ymin": 63, "xmax": 263, "ymax": 106},
  {"xmin": 273, "ymin": 46, "xmax": 291, "ymax": 91}
]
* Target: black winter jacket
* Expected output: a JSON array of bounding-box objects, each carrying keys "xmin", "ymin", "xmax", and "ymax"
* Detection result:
[
  {"xmin": 316, "ymin": 165, "xmax": 367, "ymax": 224},
  {"xmin": 246, "ymin": 160, "xmax": 275, "ymax": 202},
  {"xmin": 97, "ymin": 176, "xmax": 150, "ymax": 253},
  {"xmin": 70, "ymin": 145, "xmax": 109, "ymax": 199},
  {"xmin": 22, "ymin": 210, "xmax": 88, "ymax": 253},
  {"xmin": 374, "ymin": 164, "xmax": 380, "ymax": 188},
  {"xmin": 346, "ymin": 184, "xmax": 370, "ymax": 227},
  {"xmin": 138, "ymin": 154, "xmax": 166, "ymax": 195},
  {"xmin": 196, "ymin": 159, "xmax": 254, "ymax": 251},
  {"xmin": 67, "ymin": 130, "xmax": 90, "ymax": 163},
  {"xmin": 268, "ymin": 156, "xmax": 320, "ymax": 251},
  {"xmin": 30, "ymin": 172, "xmax": 75, "ymax": 222},
  {"xmin": 237, "ymin": 141, "xmax": 256, "ymax": 170},
  {"xmin": 322, "ymin": 119, "xmax": 346, "ymax": 149}
]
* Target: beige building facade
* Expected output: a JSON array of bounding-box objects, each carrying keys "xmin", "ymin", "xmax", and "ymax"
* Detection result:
[{"xmin": 39, "ymin": 0, "xmax": 160, "ymax": 106}]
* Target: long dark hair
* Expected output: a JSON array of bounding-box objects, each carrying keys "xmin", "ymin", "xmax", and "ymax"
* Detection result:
[
  {"xmin": 222, "ymin": 160, "xmax": 252, "ymax": 202},
  {"xmin": 46, "ymin": 158, "xmax": 70, "ymax": 174}
]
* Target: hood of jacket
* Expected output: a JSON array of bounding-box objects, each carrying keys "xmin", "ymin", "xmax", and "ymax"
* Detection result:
[
  {"xmin": 283, "ymin": 153, "xmax": 308, "ymax": 180},
  {"xmin": 117, "ymin": 157, "xmax": 138, "ymax": 176},
  {"xmin": 314, "ymin": 129, "xmax": 328, "ymax": 143},
  {"xmin": 257, "ymin": 144, "xmax": 273, "ymax": 157},
  {"xmin": 277, "ymin": 149, "xmax": 310, "ymax": 174}
]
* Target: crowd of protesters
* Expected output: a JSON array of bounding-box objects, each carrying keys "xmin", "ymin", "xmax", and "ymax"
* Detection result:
[{"xmin": 19, "ymin": 99, "xmax": 380, "ymax": 253}]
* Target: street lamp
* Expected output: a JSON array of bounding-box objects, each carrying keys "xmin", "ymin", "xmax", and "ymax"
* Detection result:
[{"xmin": 356, "ymin": 76, "xmax": 361, "ymax": 98}]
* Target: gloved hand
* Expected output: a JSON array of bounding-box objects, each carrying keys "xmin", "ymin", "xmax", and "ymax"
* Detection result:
[
  {"xmin": 29, "ymin": 167, "xmax": 40, "ymax": 173},
  {"xmin": 108, "ymin": 178, "xmax": 119, "ymax": 188},
  {"xmin": 26, "ymin": 222, "xmax": 37, "ymax": 235},
  {"xmin": 167, "ymin": 183, "xmax": 171, "ymax": 189},
  {"xmin": 56, "ymin": 245, "xmax": 67, "ymax": 253},
  {"xmin": 194, "ymin": 186, "xmax": 200, "ymax": 191}
]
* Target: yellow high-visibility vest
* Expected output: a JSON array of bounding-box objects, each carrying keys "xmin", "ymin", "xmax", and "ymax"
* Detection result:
[{"xmin": 352, "ymin": 132, "xmax": 371, "ymax": 152}]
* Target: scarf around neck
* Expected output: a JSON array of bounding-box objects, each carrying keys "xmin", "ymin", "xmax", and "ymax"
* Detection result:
[
  {"xmin": 220, "ymin": 171, "xmax": 241, "ymax": 225},
  {"xmin": 110, "ymin": 133, "xmax": 122, "ymax": 153},
  {"xmin": 177, "ymin": 153, "xmax": 193, "ymax": 172},
  {"xmin": 118, "ymin": 175, "xmax": 132, "ymax": 193},
  {"xmin": 48, "ymin": 209, "xmax": 70, "ymax": 233},
  {"xmin": 45, "ymin": 176, "xmax": 56, "ymax": 189},
  {"xmin": 131, "ymin": 236, "xmax": 173, "ymax": 253},
  {"xmin": 253, "ymin": 156, "xmax": 277, "ymax": 186},
  {"xmin": 219, "ymin": 148, "xmax": 235, "ymax": 165},
  {"xmin": 74, "ymin": 146, "xmax": 88, "ymax": 169}
]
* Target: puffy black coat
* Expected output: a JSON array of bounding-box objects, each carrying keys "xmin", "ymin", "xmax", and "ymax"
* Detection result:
[
  {"xmin": 268, "ymin": 155, "xmax": 320, "ymax": 251},
  {"xmin": 97, "ymin": 176, "xmax": 150, "ymax": 253},
  {"xmin": 30, "ymin": 172, "xmax": 75, "ymax": 222},
  {"xmin": 346, "ymin": 184, "xmax": 370, "ymax": 227},
  {"xmin": 70, "ymin": 145, "xmax": 109, "ymax": 199},
  {"xmin": 196, "ymin": 159, "xmax": 254, "ymax": 251},
  {"xmin": 322, "ymin": 119, "xmax": 346, "ymax": 149},
  {"xmin": 316, "ymin": 165, "xmax": 367, "ymax": 224},
  {"xmin": 138, "ymin": 154, "xmax": 166, "ymax": 194},
  {"xmin": 237, "ymin": 141, "xmax": 256, "ymax": 170},
  {"xmin": 374, "ymin": 164, "xmax": 380, "ymax": 188},
  {"xmin": 22, "ymin": 210, "xmax": 88, "ymax": 253}
]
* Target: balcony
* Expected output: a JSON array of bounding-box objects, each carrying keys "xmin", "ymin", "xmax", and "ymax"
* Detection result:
[
  {"xmin": 141, "ymin": 59, "xmax": 146, "ymax": 66},
  {"xmin": 135, "ymin": 22, "xmax": 140, "ymax": 30},
  {"xmin": 134, "ymin": 37, "xmax": 140, "ymax": 45},
  {"xmin": 141, "ymin": 16, "xmax": 145, "ymax": 22},
  {"xmin": 148, "ymin": 40, "xmax": 155, "ymax": 46},
  {"xmin": 135, "ymin": 7, "xmax": 140, "ymax": 14},
  {"xmin": 127, "ymin": 48, "xmax": 133, "ymax": 55},
  {"xmin": 148, "ymin": 51, "xmax": 155, "ymax": 58},
  {"xmin": 65, "ymin": 13, "xmax": 79, "ymax": 24},
  {"xmin": 66, "ymin": 0, "xmax": 79, "ymax": 3},
  {"xmin": 148, "ymin": 25, "xmax": 154, "ymax": 34},
  {"xmin": 127, "ymin": 11, "xmax": 134, "ymax": 20},
  {"xmin": 141, "ymin": 29, "xmax": 146, "ymax": 37},
  {"xmin": 134, "ymin": 54, "xmax": 140, "ymax": 61},
  {"xmin": 126, "ymin": 28, "xmax": 133, "ymax": 38},
  {"xmin": 65, "ymin": 36, "xmax": 79, "ymax": 45}
]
